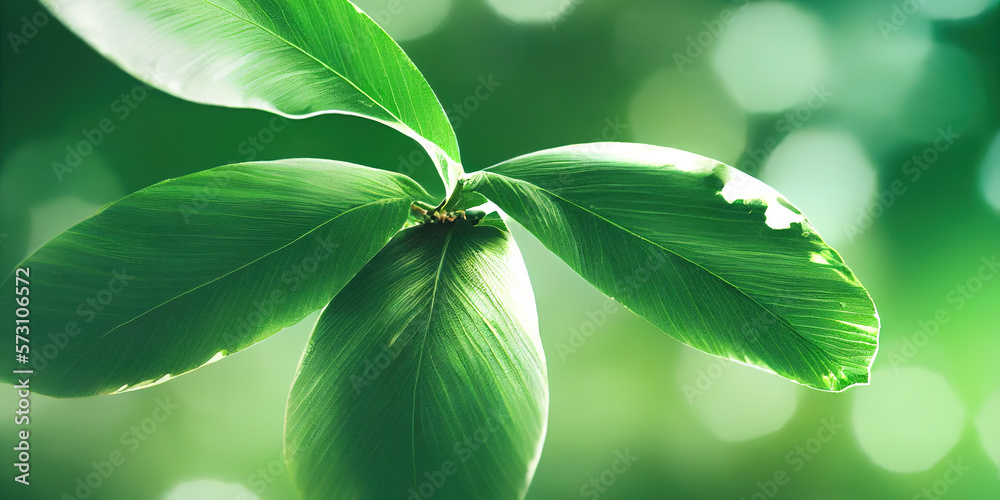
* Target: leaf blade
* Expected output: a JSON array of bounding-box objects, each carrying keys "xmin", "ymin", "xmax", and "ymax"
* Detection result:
[
  {"xmin": 285, "ymin": 221, "xmax": 547, "ymax": 500},
  {"xmin": 466, "ymin": 142, "xmax": 879, "ymax": 391},
  {"xmin": 0, "ymin": 159, "xmax": 429, "ymax": 397},
  {"xmin": 41, "ymin": 0, "xmax": 462, "ymax": 187}
]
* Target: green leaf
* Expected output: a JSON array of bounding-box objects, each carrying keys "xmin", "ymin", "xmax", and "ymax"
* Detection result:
[
  {"xmin": 285, "ymin": 221, "xmax": 547, "ymax": 500},
  {"xmin": 0, "ymin": 159, "xmax": 430, "ymax": 397},
  {"xmin": 41, "ymin": 0, "xmax": 463, "ymax": 189},
  {"xmin": 466, "ymin": 143, "xmax": 879, "ymax": 392},
  {"xmin": 442, "ymin": 179, "xmax": 489, "ymax": 212}
]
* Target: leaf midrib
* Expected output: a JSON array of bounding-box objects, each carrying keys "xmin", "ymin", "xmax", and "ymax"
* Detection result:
[
  {"xmin": 99, "ymin": 197, "xmax": 407, "ymax": 340},
  {"xmin": 474, "ymin": 171, "xmax": 831, "ymax": 359},
  {"xmin": 199, "ymin": 0, "xmax": 412, "ymax": 140},
  {"xmin": 410, "ymin": 224, "xmax": 455, "ymax": 483}
]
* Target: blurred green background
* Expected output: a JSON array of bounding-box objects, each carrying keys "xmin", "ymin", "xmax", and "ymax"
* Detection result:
[{"xmin": 2, "ymin": 0, "xmax": 999, "ymax": 498}]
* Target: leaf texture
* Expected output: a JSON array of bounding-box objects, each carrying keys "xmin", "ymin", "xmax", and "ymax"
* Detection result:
[
  {"xmin": 41, "ymin": 0, "xmax": 463, "ymax": 187},
  {"xmin": 0, "ymin": 159, "xmax": 429, "ymax": 396},
  {"xmin": 466, "ymin": 143, "xmax": 879, "ymax": 391},
  {"xmin": 286, "ymin": 220, "xmax": 547, "ymax": 500}
]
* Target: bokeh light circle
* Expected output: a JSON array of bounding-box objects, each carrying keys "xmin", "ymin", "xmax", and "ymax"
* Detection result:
[
  {"xmin": 0, "ymin": 138, "xmax": 124, "ymax": 268},
  {"xmin": 761, "ymin": 129, "xmax": 877, "ymax": 247},
  {"xmin": 831, "ymin": 5, "xmax": 934, "ymax": 120},
  {"xmin": 975, "ymin": 390, "xmax": 1000, "ymax": 477},
  {"xmin": 891, "ymin": 44, "xmax": 987, "ymax": 143},
  {"xmin": 677, "ymin": 347, "xmax": 799, "ymax": 443},
  {"xmin": 628, "ymin": 68, "xmax": 746, "ymax": 166},
  {"xmin": 710, "ymin": 2, "xmax": 829, "ymax": 113},
  {"xmin": 979, "ymin": 131, "xmax": 1000, "ymax": 213},
  {"xmin": 852, "ymin": 367, "xmax": 966, "ymax": 473},
  {"xmin": 163, "ymin": 479, "xmax": 259, "ymax": 500},
  {"xmin": 483, "ymin": 0, "xmax": 576, "ymax": 25},
  {"xmin": 353, "ymin": 0, "xmax": 452, "ymax": 41},
  {"xmin": 28, "ymin": 197, "xmax": 103, "ymax": 251},
  {"xmin": 921, "ymin": 0, "xmax": 1000, "ymax": 20}
]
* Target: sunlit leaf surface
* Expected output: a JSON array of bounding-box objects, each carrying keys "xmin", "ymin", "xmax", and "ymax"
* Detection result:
[
  {"xmin": 41, "ymin": 0, "xmax": 463, "ymax": 187},
  {"xmin": 0, "ymin": 159, "xmax": 429, "ymax": 396},
  {"xmin": 466, "ymin": 143, "xmax": 879, "ymax": 391},
  {"xmin": 286, "ymin": 220, "xmax": 547, "ymax": 500}
]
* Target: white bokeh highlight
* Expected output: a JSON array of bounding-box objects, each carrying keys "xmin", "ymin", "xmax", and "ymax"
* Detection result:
[
  {"xmin": 163, "ymin": 479, "xmax": 258, "ymax": 500},
  {"xmin": 975, "ymin": 390, "xmax": 1000, "ymax": 477},
  {"xmin": 28, "ymin": 197, "xmax": 103, "ymax": 251},
  {"xmin": 893, "ymin": 44, "xmax": 986, "ymax": 143},
  {"xmin": 710, "ymin": 2, "xmax": 829, "ymax": 113},
  {"xmin": 484, "ymin": 0, "xmax": 576, "ymax": 24},
  {"xmin": 833, "ymin": 5, "xmax": 934, "ymax": 119},
  {"xmin": 353, "ymin": 0, "xmax": 453, "ymax": 41},
  {"xmin": 1, "ymin": 138, "xmax": 124, "ymax": 257},
  {"xmin": 979, "ymin": 131, "xmax": 1000, "ymax": 213},
  {"xmin": 761, "ymin": 129, "xmax": 877, "ymax": 247},
  {"xmin": 678, "ymin": 347, "xmax": 799, "ymax": 443},
  {"xmin": 852, "ymin": 367, "xmax": 966, "ymax": 473},
  {"xmin": 628, "ymin": 68, "xmax": 746, "ymax": 166},
  {"xmin": 921, "ymin": 0, "xmax": 1000, "ymax": 20}
]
